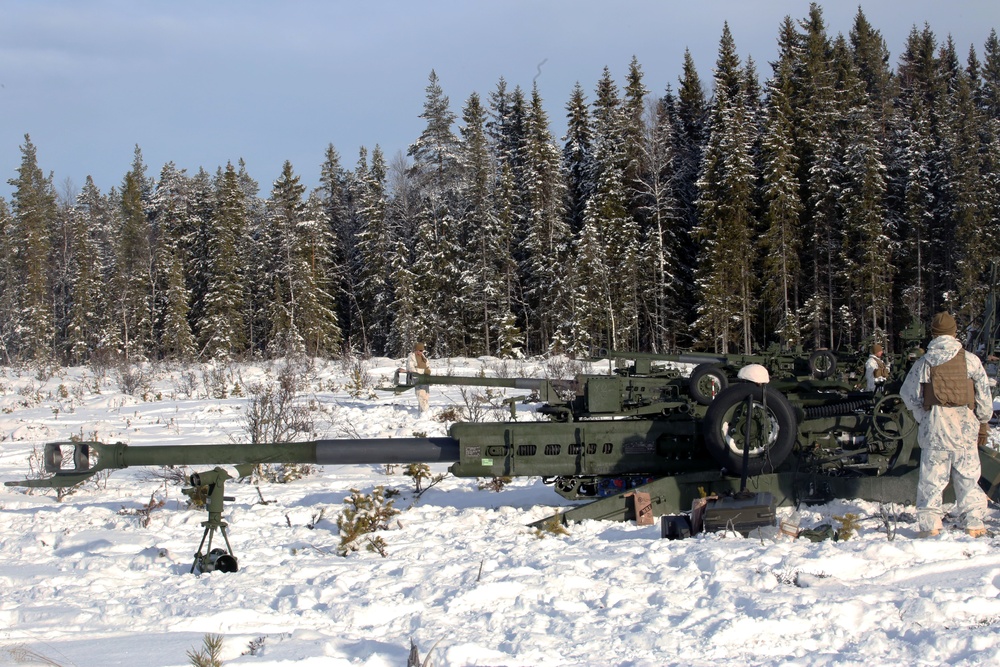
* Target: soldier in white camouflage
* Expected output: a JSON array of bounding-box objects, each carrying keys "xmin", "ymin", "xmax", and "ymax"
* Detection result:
[{"xmin": 900, "ymin": 311, "xmax": 992, "ymax": 538}]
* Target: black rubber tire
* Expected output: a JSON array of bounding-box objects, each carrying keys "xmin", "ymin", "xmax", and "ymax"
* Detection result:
[
  {"xmin": 689, "ymin": 363, "xmax": 729, "ymax": 406},
  {"xmin": 703, "ymin": 383, "xmax": 798, "ymax": 475},
  {"xmin": 808, "ymin": 350, "xmax": 837, "ymax": 379}
]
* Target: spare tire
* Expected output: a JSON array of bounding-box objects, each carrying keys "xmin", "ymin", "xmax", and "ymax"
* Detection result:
[
  {"xmin": 689, "ymin": 363, "xmax": 729, "ymax": 406},
  {"xmin": 703, "ymin": 383, "xmax": 798, "ymax": 475},
  {"xmin": 808, "ymin": 350, "xmax": 837, "ymax": 379}
]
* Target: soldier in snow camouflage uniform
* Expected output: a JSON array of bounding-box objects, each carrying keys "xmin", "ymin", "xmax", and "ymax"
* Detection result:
[
  {"xmin": 900, "ymin": 312, "xmax": 992, "ymax": 538},
  {"xmin": 406, "ymin": 342, "xmax": 431, "ymax": 415}
]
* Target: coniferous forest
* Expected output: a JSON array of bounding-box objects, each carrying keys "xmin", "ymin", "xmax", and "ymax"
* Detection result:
[{"xmin": 3, "ymin": 5, "xmax": 1000, "ymax": 365}]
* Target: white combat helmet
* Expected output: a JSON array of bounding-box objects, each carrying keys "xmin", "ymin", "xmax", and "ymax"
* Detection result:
[{"xmin": 737, "ymin": 363, "xmax": 770, "ymax": 384}]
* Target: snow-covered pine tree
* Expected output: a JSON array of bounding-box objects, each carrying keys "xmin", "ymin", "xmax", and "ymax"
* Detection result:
[
  {"xmin": 297, "ymin": 190, "xmax": 342, "ymax": 356},
  {"xmin": 635, "ymin": 91, "xmax": 683, "ymax": 353},
  {"xmin": 0, "ymin": 197, "xmax": 16, "ymax": 363},
  {"xmin": 317, "ymin": 145, "xmax": 357, "ymax": 350},
  {"xmin": 760, "ymin": 26, "xmax": 803, "ymax": 349},
  {"xmin": 671, "ymin": 49, "xmax": 709, "ymax": 340},
  {"xmin": 160, "ymin": 249, "xmax": 197, "ymax": 360},
  {"xmin": 794, "ymin": 5, "xmax": 841, "ymax": 349},
  {"xmin": 521, "ymin": 84, "xmax": 570, "ymax": 355},
  {"xmin": 486, "ymin": 79, "xmax": 528, "ymax": 354},
  {"xmin": 561, "ymin": 82, "xmax": 594, "ymax": 237},
  {"xmin": 148, "ymin": 162, "xmax": 197, "ymax": 360},
  {"xmin": 7, "ymin": 134, "xmax": 57, "ymax": 361},
  {"xmin": 580, "ymin": 67, "xmax": 640, "ymax": 351},
  {"xmin": 896, "ymin": 25, "xmax": 940, "ymax": 324},
  {"xmin": 354, "ymin": 145, "xmax": 395, "ymax": 355},
  {"xmin": 197, "ymin": 162, "xmax": 248, "ymax": 359},
  {"xmin": 693, "ymin": 24, "xmax": 758, "ymax": 354},
  {"xmin": 458, "ymin": 92, "xmax": 511, "ymax": 356},
  {"xmin": 834, "ymin": 34, "xmax": 891, "ymax": 347},
  {"xmin": 114, "ymin": 164, "xmax": 154, "ymax": 361},
  {"xmin": 234, "ymin": 161, "xmax": 269, "ymax": 356},
  {"xmin": 264, "ymin": 161, "xmax": 308, "ymax": 357},
  {"xmin": 942, "ymin": 40, "xmax": 990, "ymax": 320},
  {"xmin": 406, "ymin": 70, "xmax": 465, "ymax": 355}
]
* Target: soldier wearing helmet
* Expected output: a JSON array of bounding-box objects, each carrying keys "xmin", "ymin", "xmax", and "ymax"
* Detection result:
[
  {"xmin": 900, "ymin": 312, "xmax": 992, "ymax": 538},
  {"xmin": 864, "ymin": 343, "xmax": 889, "ymax": 391}
]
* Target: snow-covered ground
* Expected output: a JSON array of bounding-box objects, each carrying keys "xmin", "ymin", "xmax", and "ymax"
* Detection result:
[{"xmin": 1, "ymin": 358, "xmax": 999, "ymax": 667}]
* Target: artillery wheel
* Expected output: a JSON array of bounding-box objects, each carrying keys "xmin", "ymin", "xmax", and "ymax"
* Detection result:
[
  {"xmin": 808, "ymin": 350, "xmax": 837, "ymax": 379},
  {"xmin": 704, "ymin": 383, "xmax": 797, "ymax": 475},
  {"xmin": 809, "ymin": 350, "xmax": 837, "ymax": 380},
  {"xmin": 872, "ymin": 393, "xmax": 917, "ymax": 440},
  {"xmin": 689, "ymin": 363, "xmax": 729, "ymax": 406}
]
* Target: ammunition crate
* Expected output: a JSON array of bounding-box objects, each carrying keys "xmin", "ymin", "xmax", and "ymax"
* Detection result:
[{"xmin": 702, "ymin": 492, "xmax": 776, "ymax": 535}]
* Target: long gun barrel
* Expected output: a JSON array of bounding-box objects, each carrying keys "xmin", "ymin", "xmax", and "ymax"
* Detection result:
[
  {"xmin": 9, "ymin": 438, "xmax": 461, "ymax": 488},
  {"xmin": 391, "ymin": 369, "xmax": 574, "ymax": 401}
]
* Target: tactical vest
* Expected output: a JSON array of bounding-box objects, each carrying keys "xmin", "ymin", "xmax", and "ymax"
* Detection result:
[
  {"xmin": 922, "ymin": 349, "xmax": 975, "ymax": 410},
  {"xmin": 872, "ymin": 357, "xmax": 889, "ymax": 379},
  {"xmin": 415, "ymin": 352, "xmax": 429, "ymax": 372}
]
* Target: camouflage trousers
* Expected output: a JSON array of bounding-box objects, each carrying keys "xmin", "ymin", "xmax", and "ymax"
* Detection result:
[{"xmin": 917, "ymin": 447, "xmax": 988, "ymax": 532}]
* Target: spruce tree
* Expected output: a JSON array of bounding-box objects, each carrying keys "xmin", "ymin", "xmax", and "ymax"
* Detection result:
[
  {"xmin": 581, "ymin": 67, "xmax": 640, "ymax": 350},
  {"xmin": 64, "ymin": 179, "xmax": 109, "ymax": 363},
  {"xmin": 265, "ymin": 162, "xmax": 341, "ymax": 357},
  {"xmin": 160, "ymin": 249, "xmax": 196, "ymax": 360},
  {"xmin": 636, "ymin": 93, "xmax": 683, "ymax": 352},
  {"xmin": 671, "ymin": 50, "xmax": 709, "ymax": 338},
  {"xmin": 0, "ymin": 197, "xmax": 16, "ymax": 363},
  {"xmin": 693, "ymin": 25, "xmax": 758, "ymax": 353},
  {"xmin": 835, "ymin": 35, "xmax": 891, "ymax": 344},
  {"xmin": 7, "ymin": 134, "xmax": 57, "ymax": 361},
  {"xmin": 761, "ymin": 38, "xmax": 803, "ymax": 348},
  {"xmin": 198, "ymin": 163, "xmax": 248, "ymax": 359},
  {"xmin": 317, "ymin": 144, "xmax": 356, "ymax": 348},
  {"xmin": 114, "ymin": 169, "xmax": 154, "ymax": 360},
  {"xmin": 487, "ymin": 79, "xmax": 529, "ymax": 352},
  {"xmin": 562, "ymin": 82, "xmax": 594, "ymax": 236},
  {"xmin": 521, "ymin": 84, "xmax": 570, "ymax": 354},
  {"xmin": 265, "ymin": 161, "xmax": 308, "ymax": 356},
  {"xmin": 354, "ymin": 145, "xmax": 395, "ymax": 354},
  {"xmin": 406, "ymin": 70, "xmax": 464, "ymax": 353}
]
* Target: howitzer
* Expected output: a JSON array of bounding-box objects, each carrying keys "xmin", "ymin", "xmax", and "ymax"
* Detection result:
[
  {"xmin": 587, "ymin": 346, "xmax": 844, "ymax": 406},
  {"xmin": 10, "ymin": 354, "xmax": 1000, "ymax": 571}
]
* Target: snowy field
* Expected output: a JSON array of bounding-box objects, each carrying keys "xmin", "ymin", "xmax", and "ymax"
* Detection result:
[{"xmin": 1, "ymin": 357, "xmax": 999, "ymax": 667}]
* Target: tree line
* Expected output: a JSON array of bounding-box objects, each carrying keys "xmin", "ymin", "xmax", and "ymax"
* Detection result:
[{"xmin": 2, "ymin": 4, "xmax": 999, "ymax": 366}]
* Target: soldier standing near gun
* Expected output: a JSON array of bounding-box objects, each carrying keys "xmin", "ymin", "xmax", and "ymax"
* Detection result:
[
  {"xmin": 864, "ymin": 343, "xmax": 889, "ymax": 391},
  {"xmin": 406, "ymin": 341, "xmax": 432, "ymax": 415},
  {"xmin": 900, "ymin": 312, "xmax": 992, "ymax": 538}
]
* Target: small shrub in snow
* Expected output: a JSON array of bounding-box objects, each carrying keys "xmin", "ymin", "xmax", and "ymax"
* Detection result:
[
  {"xmin": 456, "ymin": 386, "xmax": 509, "ymax": 422},
  {"xmin": 435, "ymin": 406, "xmax": 462, "ymax": 422},
  {"xmin": 23, "ymin": 445, "xmax": 81, "ymax": 501},
  {"xmin": 833, "ymin": 512, "xmax": 861, "ymax": 540},
  {"xmin": 534, "ymin": 514, "xmax": 570, "ymax": 538},
  {"xmin": 117, "ymin": 493, "xmax": 165, "ymax": 528},
  {"xmin": 187, "ymin": 634, "xmax": 224, "ymax": 667},
  {"xmin": 478, "ymin": 476, "xmax": 512, "ymax": 492},
  {"xmin": 241, "ymin": 364, "xmax": 315, "ymax": 482},
  {"xmin": 405, "ymin": 463, "xmax": 447, "ymax": 496},
  {"xmin": 340, "ymin": 354, "xmax": 375, "ymax": 398},
  {"xmin": 113, "ymin": 362, "xmax": 150, "ymax": 396},
  {"xmin": 202, "ymin": 365, "xmax": 231, "ymax": 399},
  {"xmin": 174, "ymin": 370, "xmax": 200, "ymax": 399},
  {"xmin": 336, "ymin": 486, "xmax": 400, "ymax": 556}
]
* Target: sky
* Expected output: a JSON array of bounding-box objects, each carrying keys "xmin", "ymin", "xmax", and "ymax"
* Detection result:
[{"xmin": 1, "ymin": 0, "xmax": 998, "ymax": 202}]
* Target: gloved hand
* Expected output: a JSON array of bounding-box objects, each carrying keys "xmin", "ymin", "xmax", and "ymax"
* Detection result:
[{"xmin": 978, "ymin": 422, "xmax": 990, "ymax": 448}]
